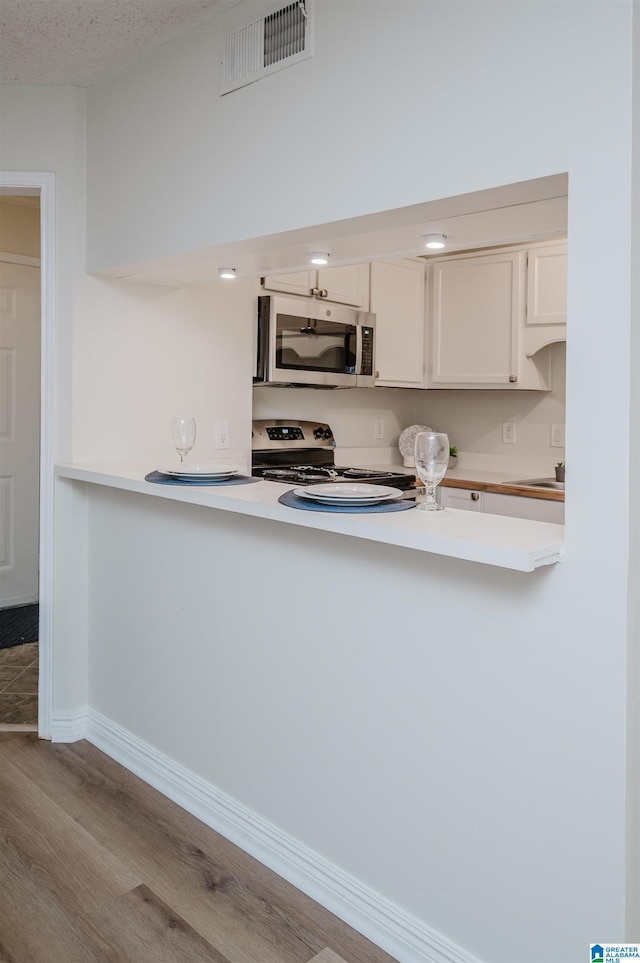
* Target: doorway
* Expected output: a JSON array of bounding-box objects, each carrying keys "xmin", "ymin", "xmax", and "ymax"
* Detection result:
[
  {"xmin": 0, "ymin": 199, "xmax": 41, "ymax": 727},
  {"xmin": 0, "ymin": 172, "xmax": 54, "ymax": 738}
]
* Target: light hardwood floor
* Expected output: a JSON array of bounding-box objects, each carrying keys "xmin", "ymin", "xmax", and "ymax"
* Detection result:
[{"xmin": 0, "ymin": 734, "xmax": 399, "ymax": 963}]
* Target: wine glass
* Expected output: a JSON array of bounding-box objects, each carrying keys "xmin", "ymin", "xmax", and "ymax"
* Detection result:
[
  {"xmin": 171, "ymin": 416, "xmax": 196, "ymax": 465},
  {"xmin": 414, "ymin": 431, "xmax": 449, "ymax": 511}
]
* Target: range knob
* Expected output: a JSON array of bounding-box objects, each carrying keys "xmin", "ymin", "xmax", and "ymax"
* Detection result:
[
  {"xmin": 323, "ymin": 428, "xmax": 333, "ymax": 439},
  {"xmin": 313, "ymin": 427, "xmax": 325, "ymax": 439}
]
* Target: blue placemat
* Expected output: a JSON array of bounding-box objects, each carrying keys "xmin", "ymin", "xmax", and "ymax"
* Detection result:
[
  {"xmin": 278, "ymin": 490, "xmax": 416, "ymax": 513},
  {"xmin": 145, "ymin": 471, "xmax": 260, "ymax": 486}
]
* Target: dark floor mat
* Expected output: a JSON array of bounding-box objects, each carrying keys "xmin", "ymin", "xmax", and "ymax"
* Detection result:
[{"xmin": 0, "ymin": 604, "xmax": 39, "ymax": 650}]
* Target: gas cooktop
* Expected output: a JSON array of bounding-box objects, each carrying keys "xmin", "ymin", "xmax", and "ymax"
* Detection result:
[{"xmin": 251, "ymin": 419, "xmax": 416, "ymax": 490}]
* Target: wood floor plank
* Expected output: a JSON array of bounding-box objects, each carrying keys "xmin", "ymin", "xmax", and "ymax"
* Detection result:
[
  {"xmin": 0, "ymin": 837, "xmax": 110, "ymax": 963},
  {"xmin": 79, "ymin": 884, "xmax": 233, "ymax": 963},
  {"xmin": 309, "ymin": 952, "xmax": 350, "ymax": 963},
  {"xmin": 0, "ymin": 751, "xmax": 141, "ymax": 917},
  {"xmin": 0, "ymin": 735, "xmax": 398, "ymax": 963},
  {"xmin": 0, "ymin": 736, "xmax": 323, "ymax": 963}
]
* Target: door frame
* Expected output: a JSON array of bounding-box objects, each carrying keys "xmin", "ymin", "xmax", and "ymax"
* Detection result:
[{"xmin": 0, "ymin": 172, "xmax": 55, "ymax": 738}]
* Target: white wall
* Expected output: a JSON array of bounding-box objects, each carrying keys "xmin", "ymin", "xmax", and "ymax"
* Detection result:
[
  {"xmin": 0, "ymin": 85, "xmax": 85, "ymax": 462},
  {"xmin": 79, "ymin": 3, "xmax": 636, "ymax": 962},
  {"xmin": 73, "ymin": 276, "xmax": 255, "ymax": 466}
]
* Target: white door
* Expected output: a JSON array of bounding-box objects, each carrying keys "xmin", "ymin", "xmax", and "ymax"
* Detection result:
[{"xmin": 0, "ymin": 259, "xmax": 40, "ymax": 607}]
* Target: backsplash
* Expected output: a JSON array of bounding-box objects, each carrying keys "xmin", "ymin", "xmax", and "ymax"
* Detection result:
[
  {"xmin": 252, "ymin": 386, "xmax": 415, "ymax": 449},
  {"xmin": 413, "ymin": 342, "xmax": 566, "ymax": 460},
  {"xmin": 253, "ymin": 342, "xmax": 565, "ymax": 463}
]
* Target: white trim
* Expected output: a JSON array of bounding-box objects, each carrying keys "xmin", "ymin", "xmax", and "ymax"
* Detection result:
[
  {"xmin": 0, "ymin": 171, "xmax": 55, "ymax": 740},
  {"xmin": 50, "ymin": 707, "xmax": 87, "ymax": 743},
  {"xmin": 84, "ymin": 707, "xmax": 482, "ymax": 963},
  {"xmin": 0, "ymin": 593, "xmax": 39, "ymax": 609},
  {"xmin": 0, "ymin": 252, "xmax": 41, "ymax": 267}
]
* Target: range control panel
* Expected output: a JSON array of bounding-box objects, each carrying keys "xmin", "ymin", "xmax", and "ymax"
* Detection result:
[
  {"xmin": 266, "ymin": 426, "xmax": 304, "ymax": 442},
  {"xmin": 252, "ymin": 419, "xmax": 335, "ymax": 450}
]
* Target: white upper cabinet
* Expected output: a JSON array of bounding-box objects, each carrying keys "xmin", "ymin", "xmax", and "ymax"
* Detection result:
[
  {"xmin": 262, "ymin": 263, "xmax": 370, "ymax": 309},
  {"xmin": 524, "ymin": 241, "xmax": 567, "ymax": 355},
  {"xmin": 370, "ymin": 258, "xmax": 426, "ymax": 387},
  {"xmin": 429, "ymin": 251, "xmax": 525, "ymax": 387},
  {"xmin": 427, "ymin": 245, "xmax": 554, "ymax": 390},
  {"xmin": 261, "ymin": 270, "xmax": 316, "ymax": 299}
]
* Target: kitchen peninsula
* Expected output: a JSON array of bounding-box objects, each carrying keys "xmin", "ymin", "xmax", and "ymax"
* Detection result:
[{"xmin": 56, "ymin": 461, "xmax": 563, "ymax": 572}]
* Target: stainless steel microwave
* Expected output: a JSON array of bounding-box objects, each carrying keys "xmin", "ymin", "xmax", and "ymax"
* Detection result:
[{"xmin": 254, "ymin": 295, "xmax": 376, "ymax": 388}]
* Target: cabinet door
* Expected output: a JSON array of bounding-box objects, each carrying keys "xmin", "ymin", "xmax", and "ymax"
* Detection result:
[
  {"xmin": 527, "ymin": 243, "xmax": 567, "ymax": 325},
  {"xmin": 261, "ymin": 271, "xmax": 316, "ymax": 298},
  {"xmin": 438, "ymin": 487, "xmax": 484, "ymax": 511},
  {"xmin": 524, "ymin": 242, "xmax": 567, "ymax": 355},
  {"xmin": 262, "ymin": 264, "xmax": 370, "ymax": 307},
  {"xmin": 370, "ymin": 259, "xmax": 426, "ymax": 387},
  {"xmin": 483, "ymin": 491, "xmax": 564, "ymax": 524},
  {"xmin": 429, "ymin": 252, "xmax": 524, "ymax": 386},
  {"xmin": 317, "ymin": 263, "xmax": 370, "ymax": 308}
]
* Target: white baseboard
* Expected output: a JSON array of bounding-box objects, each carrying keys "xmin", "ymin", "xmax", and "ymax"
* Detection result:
[
  {"xmin": 50, "ymin": 707, "xmax": 88, "ymax": 743},
  {"xmin": 62, "ymin": 707, "xmax": 480, "ymax": 963}
]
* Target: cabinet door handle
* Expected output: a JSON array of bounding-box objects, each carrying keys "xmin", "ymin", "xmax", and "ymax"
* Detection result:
[
  {"xmin": 320, "ymin": 289, "xmax": 328, "ymax": 298},
  {"xmin": 311, "ymin": 287, "xmax": 320, "ymax": 297},
  {"xmin": 471, "ymin": 492, "xmax": 480, "ymax": 501},
  {"xmin": 509, "ymin": 375, "xmax": 517, "ymax": 383}
]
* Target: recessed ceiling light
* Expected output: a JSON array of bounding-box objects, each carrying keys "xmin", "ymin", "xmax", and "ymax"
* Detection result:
[
  {"xmin": 218, "ymin": 267, "xmax": 237, "ymax": 279},
  {"xmin": 422, "ymin": 233, "xmax": 447, "ymax": 250},
  {"xmin": 309, "ymin": 252, "xmax": 330, "ymax": 265}
]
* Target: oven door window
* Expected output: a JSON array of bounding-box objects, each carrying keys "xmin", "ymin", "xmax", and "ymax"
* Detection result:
[{"xmin": 275, "ymin": 314, "xmax": 356, "ymax": 373}]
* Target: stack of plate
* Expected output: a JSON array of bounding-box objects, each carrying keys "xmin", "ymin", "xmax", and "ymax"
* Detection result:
[
  {"xmin": 293, "ymin": 482, "xmax": 403, "ymax": 506},
  {"xmin": 158, "ymin": 464, "xmax": 240, "ymax": 481}
]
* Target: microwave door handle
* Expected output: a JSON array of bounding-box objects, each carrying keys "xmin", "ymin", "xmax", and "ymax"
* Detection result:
[{"xmin": 255, "ymin": 296, "xmax": 270, "ymax": 382}]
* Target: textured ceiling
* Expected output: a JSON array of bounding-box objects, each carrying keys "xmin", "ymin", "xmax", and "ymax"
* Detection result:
[{"xmin": 0, "ymin": 0, "xmax": 240, "ymax": 86}]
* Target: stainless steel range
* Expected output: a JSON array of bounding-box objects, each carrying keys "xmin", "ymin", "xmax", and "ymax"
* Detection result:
[{"xmin": 252, "ymin": 419, "xmax": 416, "ymax": 489}]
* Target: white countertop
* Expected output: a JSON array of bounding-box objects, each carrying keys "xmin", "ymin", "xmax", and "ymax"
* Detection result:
[{"xmin": 55, "ymin": 461, "xmax": 564, "ymax": 573}]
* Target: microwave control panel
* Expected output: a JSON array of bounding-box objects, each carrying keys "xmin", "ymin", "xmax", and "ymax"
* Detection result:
[{"xmin": 361, "ymin": 327, "xmax": 374, "ymax": 375}]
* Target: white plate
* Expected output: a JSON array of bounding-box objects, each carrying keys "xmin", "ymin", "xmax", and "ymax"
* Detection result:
[
  {"xmin": 298, "ymin": 483, "xmax": 401, "ymax": 500},
  {"xmin": 304, "ymin": 482, "xmax": 398, "ymax": 501},
  {"xmin": 159, "ymin": 464, "xmax": 239, "ymax": 478},
  {"xmin": 294, "ymin": 485, "xmax": 402, "ymax": 505}
]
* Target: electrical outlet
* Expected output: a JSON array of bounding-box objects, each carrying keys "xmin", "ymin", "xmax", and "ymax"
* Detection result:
[
  {"xmin": 214, "ymin": 420, "xmax": 229, "ymax": 449},
  {"xmin": 502, "ymin": 422, "xmax": 516, "ymax": 445},
  {"xmin": 374, "ymin": 418, "xmax": 385, "ymax": 440},
  {"xmin": 551, "ymin": 423, "xmax": 565, "ymax": 448}
]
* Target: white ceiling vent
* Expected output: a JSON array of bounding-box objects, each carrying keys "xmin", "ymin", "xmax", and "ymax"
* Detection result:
[{"xmin": 220, "ymin": 0, "xmax": 312, "ymax": 95}]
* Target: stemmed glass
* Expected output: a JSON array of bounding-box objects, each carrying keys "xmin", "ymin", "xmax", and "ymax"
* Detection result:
[
  {"xmin": 414, "ymin": 431, "xmax": 450, "ymax": 511},
  {"xmin": 171, "ymin": 416, "xmax": 196, "ymax": 465}
]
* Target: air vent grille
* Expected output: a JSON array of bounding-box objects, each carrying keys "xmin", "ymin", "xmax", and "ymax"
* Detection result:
[{"xmin": 221, "ymin": 0, "xmax": 312, "ymax": 95}]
